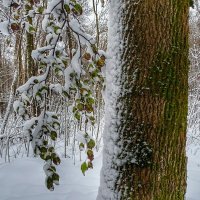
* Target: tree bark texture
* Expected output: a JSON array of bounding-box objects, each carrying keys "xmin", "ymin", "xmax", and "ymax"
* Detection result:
[
  {"xmin": 27, "ymin": 31, "xmax": 36, "ymax": 78},
  {"xmin": 98, "ymin": 0, "xmax": 189, "ymax": 199}
]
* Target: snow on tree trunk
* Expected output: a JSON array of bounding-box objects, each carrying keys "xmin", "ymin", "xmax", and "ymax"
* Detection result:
[{"xmin": 98, "ymin": 0, "xmax": 189, "ymax": 199}]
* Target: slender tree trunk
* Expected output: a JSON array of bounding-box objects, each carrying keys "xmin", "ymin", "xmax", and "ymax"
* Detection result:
[
  {"xmin": 26, "ymin": 15, "xmax": 39, "ymax": 116},
  {"xmin": 0, "ymin": 34, "xmax": 21, "ymax": 135},
  {"xmin": 24, "ymin": 47, "xmax": 28, "ymax": 82},
  {"xmin": 17, "ymin": 31, "xmax": 24, "ymax": 86},
  {"xmin": 0, "ymin": 69, "xmax": 18, "ymax": 136},
  {"xmin": 98, "ymin": 0, "xmax": 189, "ymax": 200},
  {"xmin": 92, "ymin": 0, "xmax": 100, "ymax": 48},
  {"xmin": 27, "ymin": 32, "xmax": 35, "ymax": 78},
  {"xmin": 0, "ymin": 43, "xmax": 2, "ymax": 69},
  {"xmin": 66, "ymin": 26, "xmax": 73, "ymax": 60}
]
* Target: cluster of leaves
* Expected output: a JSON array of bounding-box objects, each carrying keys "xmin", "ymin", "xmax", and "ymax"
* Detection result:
[
  {"xmin": 7, "ymin": 0, "xmax": 39, "ymax": 33},
  {"xmin": 2, "ymin": 0, "xmax": 105, "ymax": 190},
  {"xmin": 23, "ymin": 111, "xmax": 61, "ymax": 190},
  {"xmin": 78, "ymin": 134, "xmax": 96, "ymax": 175},
  {"xmin": 190, "ymin": 0, "xmax": 194, "ymax": 8}
]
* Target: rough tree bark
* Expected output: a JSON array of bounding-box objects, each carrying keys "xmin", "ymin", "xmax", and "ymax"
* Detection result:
[
  {"xmin": 17, "ymin": 30, "xmax": 24, "ymax": 86},
  {"xmin": 98, "ymin": 0, "xmax": 189, "ymax": 200},
  {"xmin": 27, "ymin": 29, "xmax": 36, "ymax": 78},
  {"xmin": 26, "ymin": 13, "xmax": 38, "ymax": 116}
]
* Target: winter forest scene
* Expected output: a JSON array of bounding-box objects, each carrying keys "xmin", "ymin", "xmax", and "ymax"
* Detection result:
[{"xmin": 0, "ymin": 0, "xmax": 200, "ymax": 200}]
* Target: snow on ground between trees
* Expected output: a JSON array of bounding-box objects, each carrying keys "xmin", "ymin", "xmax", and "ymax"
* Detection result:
[
  {"xmin": 0, "ymin": 145, "xmax": 199, "ymax": 200},
  {"xmin": 0, "ymin": 150, "xmax": 102, "ymax": 200},
  {"xmin": 186, "ymin": 143, "xmax": 200, "ymax": 200}
]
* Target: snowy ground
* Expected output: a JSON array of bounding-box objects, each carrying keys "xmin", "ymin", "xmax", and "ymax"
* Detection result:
[
  {"xmin": 0, "ymin": 142, "xmax": 200, "ymax": 200},
  {"xmin": 0, "ymin": 150, "xmax": 102, "ymax": 200},
  {"xmin": 186, "ymin": 144, "xmax": 200, "ymax": 200}
]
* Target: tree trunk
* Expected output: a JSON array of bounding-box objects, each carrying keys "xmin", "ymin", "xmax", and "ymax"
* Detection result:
[
  {"xmin": 98, "ymin": 0, "xmax": 189, "ymax": 200},
  {"xmin": 26, "ymin": 16, "xmax": 38, "ymax": 116},
  {"xmin": 17, "ymin": 31, "xmax": 24, "ymax": 86},
  {"xmin": 27, "ymin": 31, "xmax": 36, "ymax": 78}
]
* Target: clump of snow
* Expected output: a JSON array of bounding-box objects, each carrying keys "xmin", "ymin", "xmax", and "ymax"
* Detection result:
[
  {"xmin": 97, "ymin": 0, "xmax": 124, "ymax": 199},
  {"xmin": 0, "ymin": 21, "xmax": 10, "ymax": 35},
  {"xmin": 2, "ymin": 0, "xmax": 12, "ymax": 7}
]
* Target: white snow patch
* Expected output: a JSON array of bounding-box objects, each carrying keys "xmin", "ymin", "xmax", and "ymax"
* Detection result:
[
  {"xmin": 0, "ymin": 150, "xmax": 102, "ymax": 200},
  {"xmin": 0, "ymin": 21, "xmax": 10, "ymax": 35}
]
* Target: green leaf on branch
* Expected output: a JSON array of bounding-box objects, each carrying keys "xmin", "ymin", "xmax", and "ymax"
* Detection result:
[
  {"xmin": 38, "ymin": 6, "xmax": 44, "ymax": 14},
  {"xmin": 85, "ymin": 104, "xmax": 93, "ymax": 113},
  {"xmin": 45, "ymin": 155, "xmax": 51, "ymax": 161},
  {"xmin": 87, "ymin": 139, "xmax": 95, "ymax": 149},
  {"xmin": 52, "ymin": 173, "xmax": 59, "ymax": 185},
  {"xmin": 53, "ymin": 122, "xmax": 60, "ymax": 130},
  {"xmin": 40, "ymin": 86, "xmax": 48, "ymax": 93},
  {"xmin": 87, "ymin": 149, "xmax": 94, "ymax": 161},
  {"xmin": 40, "ymin": 146, "xmax": 47, "ymax": 153},
  {"xmin": 74, "ymin": 4, "xmax": 83, "ymax": 15},
  {"xmin": 33, "ymin": 79, "xmax": 39, "ymax": 83},
  {"xmin": 46, "ymin": 177, "xmax": 54, "ymax": 191},
  {"xmin": 52, "ymin": 115, "xmax": 58, "ymax": 120},
  {"xmin": 62, "ymin": 91, "xmax": 70, "ymax": 98},
  {"xmin": 77, "ymin": 103, "xmax": 84, "ymax": 111},
  {"xmin": 36, "ymin": 92, "xmax": 42, "ymax": 100},
  {"xmin": 54, "ymin": 26, "xmax": 61, "ymax": 34},
  {"xmin": 53, "ymin": 156, "xmax": 61, "ymax": 165},
  {"xmin": 25, "ymin": 4, "xmax": 31, "ymax": 10},
  {"xmin": 79, "ymin": 143, "xmax": 85, "ymax": 151},
  {"xmin": 40, "ymin": 153, "xmax": 45, "ymax": 160},
  {"xmin": 49, "ymin": 166, "xmax": 56, "ymax": 172},
  {"xmin": 88, "ymin": 161, "xmax": 93, "ymax": 169},
  {"xmin": 89, "ymin": 116, "xmax": 95, "ymax": 122},
  {"xmin": 50, "ymin": 131, "xmax": 57, "ymax": 141},
  {"xmin": 64, "ymin": 4, "xmax": 70, "ymax": 13},
  {"xmin": 75, "ymin": 112, "xmax": 81, "ymax": 121},
  {"xmin": 81, "ymin": 162, "xmax": 88, "ymax": 175},
  {"xmin": 48, "ymin": 147, "xmax": 54, "ymax": 153},
  {"xmin": 91, "ymin": 44, "xmax": 98, "ymax": 54},
  {"xmin": 28, "ymin": 26, "xmax": 35, "ymax": 34},
  {"xmin": 97, "ymin": 58, "xmax": 105, "ymax": 67},
  {"xmin": 86, "ymin": 97, "xmax": 95, "ymax": 105}
]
